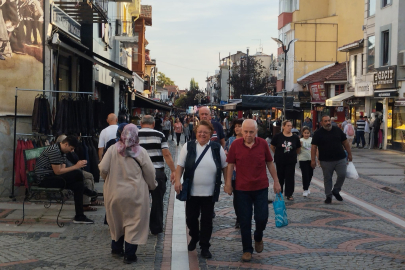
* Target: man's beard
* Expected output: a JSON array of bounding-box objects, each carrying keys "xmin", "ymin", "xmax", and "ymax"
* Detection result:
[{"xmin": 324, "ymin": 124, "xmax": 332, "ymax": 131}]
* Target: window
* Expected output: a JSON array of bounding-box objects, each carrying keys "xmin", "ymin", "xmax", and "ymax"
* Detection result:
[
  {"xmin": 279, "ymin": 0, "xmax": 293, "ymax": 14},
  {"xmin": 368, "ymin": 0, "xmax": 376, "ymax": 16},
  {"xmin": 361, "ymin": 54, "xmax": 364, "ymax": 75},
  {"xmin": 382, "ymin": 31, "xmax": 390, "ymax": 65},
  {"xmin": 335, "ymin": 85, "xmax": 345, "ymax": 95},
  {"xmin": 354, "ymin": 55, "xmax": 357, "ymax": 76},
  {"xmin": 367, "ymin": 36, "xmax": 375, "ymax": 73},
  {"xmin": 382, "ymin": 0, "xmax": 392, "ymax": 8}
]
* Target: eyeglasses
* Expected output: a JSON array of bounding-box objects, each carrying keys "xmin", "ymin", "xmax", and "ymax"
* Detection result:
[{"xmin": 197, "ymin": 131, "xmax": 210, "ymax": 135}]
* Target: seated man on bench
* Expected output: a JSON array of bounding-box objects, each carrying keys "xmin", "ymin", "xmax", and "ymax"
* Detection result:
[{"xmin": 35, "ymin": 136, "xmax": 97, "ymax": 224}]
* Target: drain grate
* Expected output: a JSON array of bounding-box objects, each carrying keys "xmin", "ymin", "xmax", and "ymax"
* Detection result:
[{"xmin": 380, "ymin": 186, "xmax": 403, "ymax": 195}]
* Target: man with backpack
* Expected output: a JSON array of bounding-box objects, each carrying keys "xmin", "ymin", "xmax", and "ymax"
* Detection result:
[{"xmin": 344, "ymin": 120, "xmax": 355, "ymax": 146}]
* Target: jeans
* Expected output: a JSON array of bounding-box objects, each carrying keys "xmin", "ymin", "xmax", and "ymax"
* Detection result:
[
  {"xmin": 39, "ymin": 170, "xmax": 88, "ymax": 218},
  {"xmin": 234, "ymin": 188, "xmax": 268, "ymax": 254},
  {"xmin": 319, "ymin": 158, "xmax": 347, "ymax": 198},
  {"xmin": 149, "ymin": 169, "xmax": 167, "ymax": 234},
  {"xmin": 356, "ymin": 131, "xmax": 365, "ymax": 147},
  {"xmin": 176, "ymin": 133, "xmax": 181, "ymax": 145},
  {"xmin": 299, "ymin": 160, "xmax": 313, "ymax": 190},
  {"xmin": 275, "ymin": 162, "xmax": 296, "ymax": 197},
  {"xmin": 186, "ymin": 196, "xmax": 215, "ymax": 249},
  {"xmin": 111, "ymin": 235, "xmax": 138, "ymax": 257}
]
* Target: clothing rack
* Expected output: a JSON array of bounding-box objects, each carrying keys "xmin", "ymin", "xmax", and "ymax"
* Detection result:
[
  {"xmin": 16, "ymin": 133, "xmax": 54, "ymax": 137},
  {"xmin": 11, "ymin": 88, "xmax": 94, "ymax": 200}
]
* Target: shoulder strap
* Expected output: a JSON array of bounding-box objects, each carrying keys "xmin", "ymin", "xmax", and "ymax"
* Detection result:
[
  {"xmin": 192, "ymin": 144, "xmax": 211, "ymax": 172},
  {"xmin": 132, "ymin": 158, "xmax": 142, "ymax": 171}
]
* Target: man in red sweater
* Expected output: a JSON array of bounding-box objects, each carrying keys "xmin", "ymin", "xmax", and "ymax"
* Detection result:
[{"xmin": 225, "ymin": 119, "xmax": 281, "ymax": 262}]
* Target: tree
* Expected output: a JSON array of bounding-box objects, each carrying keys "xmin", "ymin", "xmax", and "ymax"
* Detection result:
[
  {"xmin": 173, "ymin": 89, "xmax": 208, "ymax": 109},
  {"xmin": 157, "ymin": 72, "xmax": 175, "ymax": 87},
  {"xmin": 174, "ymin": 95, "xmax": 187, "ymax": 108},
  {"xmin": 228, "ymin": 57, "xmax": 272, "ymax": 98},
  {"xmin": 189, "ymin": 78, "xmax": 199, "ymax": 91}
]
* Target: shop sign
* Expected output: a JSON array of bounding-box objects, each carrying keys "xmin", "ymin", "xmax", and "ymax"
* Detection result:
[
  {"xmin": 327, "ymin": 100, "xmax": 343, "ymax": 106},
  {"xmin": 316, "ymin": 106, "xmax": 325, "ymax": 112},
  {"xmin": 355, "ymin": 82, "xmax": 374, "ymax": 97},
  {"xmin": 395, "ymin": 99, "xmax": 405, "ymax": 106},
  {"xmin": 373, "ymin": 65, "xmax": 397, "ymax": 90},
  {"xmin": 309, "ymin": 82, "xmax": 327, "ymax": 103},
  {"xmin": 374, "ymin": 90, "xmax": 398, "ymax": 98},
  {"xmin": 51, "ymin": 4, "xmax": 81, "ymax": 40},
  {"xmin": 298, "ymin": 91, "xmax": 311, "ymax": 102}
]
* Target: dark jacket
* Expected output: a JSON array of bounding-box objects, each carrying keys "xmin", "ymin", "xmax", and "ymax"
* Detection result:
[{"xmin": 183, "ymin": 140, "xmax": 222, "ymax": 202}]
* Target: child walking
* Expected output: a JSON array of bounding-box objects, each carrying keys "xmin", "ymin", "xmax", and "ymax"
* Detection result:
[{"xmin": 299, "ymin": 126, "xmax": 314, "ymax": 197}]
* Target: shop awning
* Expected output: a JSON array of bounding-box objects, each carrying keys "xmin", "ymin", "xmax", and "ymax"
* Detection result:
[
  {"xmin": 56, "ymin": 41, "xmax": 134, "ymax": 79},
  {"xmin": 223, "ymin": 101, "xmax": 241, "ymax": 111},
  {"xmin": 132, "ymin": 93, "xmax": 172, "ymax": 111},
  {"xmin": 242, "ymin": 95, "xmax": 293, "ymax": 109},
  {"xmin": 326, "ymin": 92, "xmax": 354, "ymax": 106}
]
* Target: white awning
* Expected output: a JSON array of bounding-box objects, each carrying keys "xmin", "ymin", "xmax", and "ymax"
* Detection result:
[{"xmin": 326, "ymin": 92, "xmax": 354, "ymax": 106}]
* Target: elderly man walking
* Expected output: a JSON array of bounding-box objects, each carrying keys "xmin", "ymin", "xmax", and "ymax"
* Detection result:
[
  {"xmin": 193, "ymin": 107, "xmax": 225, "ymax": 148},
  {"xmin": 98, "ymin": 113, "xmax": 118, "ymax": 161},
  {"xmin": 311, "ymin": 115, "xmax": 352, "ymax": 204},
  {"xmin": 138, "ymin": 115, "xmax": 176, "ymax": 235},
  {"xmin": 225, "ymin": 119, "xmax": 281, "ymax": 262}
]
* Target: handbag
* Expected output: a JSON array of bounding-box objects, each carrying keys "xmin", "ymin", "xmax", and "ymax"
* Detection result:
[
  {"xmin": 176, "ymin": 144, "xmax": 211, "ymax": 201},
  {"xmin": 273, "ymin": 193, "xmax": 288, "ymax": 228}
]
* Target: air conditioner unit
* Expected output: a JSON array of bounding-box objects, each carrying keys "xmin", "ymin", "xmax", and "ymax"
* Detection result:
[{"xmin": 399, "ymin": 50, "xmax": 405, "ymax": 67}]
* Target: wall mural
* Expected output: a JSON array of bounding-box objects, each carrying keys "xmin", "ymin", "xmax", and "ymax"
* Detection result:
[{"xmin": 0, "ymin": 0, "xmax": 44, "ymax": 115}]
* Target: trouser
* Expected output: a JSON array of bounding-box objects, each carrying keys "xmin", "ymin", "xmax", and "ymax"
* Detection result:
[
  {"xmin": 374, "ymin": 129, "xmax": 379, "ymax": 148},
  {"xmin": 369, "ymin": 130, "xmax": 375, "ymax": 149},
  {"xmin": 231, "ymin": 174, "xmax": 239, "ymax": 223},
  {"xmin": 356, "ymin": 131, "xmax": 365, "ymax": 147},
  {"xmin": 171, "ymin": 129, "xmax": 174, "ymax": 140},
  {"xmin": 234, "ymin": 188, "xmax": 268, "ymax": 253},
  {"xmin": 299, "ymin": 160, "xmax": 313, "ymax": 191},
  {"xmin": 176, "ymin": 133, "xmax": 181, "ymax": 145},
  {"xmin": 83, "ymin": 171, "xmax": 95, "ymax": 205},
  {"xmin": 347, "ymin": 138, "xmax": 354, "ymax": 146},
  {"xmin": 184, "ymin": 135, "xmax": 190, "ymax": 142},
  {"xmin": 39, "ymin": 170, "xmax": 88, "ymax": 218},
  {"xmin": 111, "ymin": 235, "xmax": 138, "ymax": 257},
  {"xmin": 364, "ymin": 132, "xmax": 370, "ymax": 147},
  {"xmin": 186, "ymin": 196, "xmax": 215, "ymax": 249},
  {"xmin": 149, "ymin": 168, "xmax": 167, "ymax": 234},
  {"xmin": 319, "ymin": 158, "xmax": 347, "ymax": 198},
  {"xmin": 275, "ymin": 162, "xmax": 296, "ymax": 197},
  {"xmin": 162, "ymin": 130, "xmax": 170, "ymax": 140}
]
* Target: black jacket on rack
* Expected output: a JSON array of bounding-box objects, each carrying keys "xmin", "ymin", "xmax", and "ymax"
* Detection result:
[{"xmin": 32, "ymin": 96, "xmax": 53, "ymax": 134}]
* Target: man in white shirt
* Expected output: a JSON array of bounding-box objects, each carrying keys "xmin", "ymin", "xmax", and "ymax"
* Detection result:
[{"xmin": 98, "ymin": 113, "xmax": 118, "ymax": 161}]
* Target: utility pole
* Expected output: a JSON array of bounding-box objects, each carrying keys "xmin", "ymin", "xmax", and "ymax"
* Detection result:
[{"xmin": 246, "ymin": 48, "xmax": 249, "ymax": 95}]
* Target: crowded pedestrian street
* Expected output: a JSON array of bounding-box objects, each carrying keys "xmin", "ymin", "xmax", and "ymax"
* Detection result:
[{"xmin": 0, "ymin": 137, "xmax": 404, "ymax": 270}]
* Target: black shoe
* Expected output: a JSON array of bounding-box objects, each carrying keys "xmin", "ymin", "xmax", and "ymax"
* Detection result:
[
  {"xmin": 123, "ymin": 255, "xmax": 137, "ymax": 264},
  {"xmin": 201, "ymin": 249, "xmax": 212, "ymax": 259},
  {"xmin": 188, "ymin": 238, "xmax": 199, "ymax": 251},
  {"xmin": 332, "ymin": 191, "xmax": 343, "ymax": 201},
  {"xmin": 235, "ymin": 221, "xmax": 240, "ymax": 229},
  {"xmin": 212, "ymin": 211, "xmax": 216, "ymax": 219},
  {"xmin": 73, "ymin": 216, "xmax": 94, "ymax": 224},
  {"xmin": 111, "ymin": 250, "xmax": 124, "ymax": 257},
  {"xmin": 151, "ymin": 230, "xmax": 162, "ymax": 236},
  {"xmin": 324, "ymin": 197, "xmax": 332, "ymax": 204},
  {"xmin": 84, "ymin": 188, "xmax": 98, "ymax": 198}
]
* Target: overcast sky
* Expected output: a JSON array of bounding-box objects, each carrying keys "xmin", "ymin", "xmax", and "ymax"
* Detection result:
[{"xmin": 145, "ymin": 0, "xmax": 280, "ymax": 90}]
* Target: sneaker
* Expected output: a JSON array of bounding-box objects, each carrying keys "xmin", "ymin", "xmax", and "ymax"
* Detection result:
[
  {"xmin": 255, "ymin": 240, "xmax": 264, "ymax": 253},
  {"xmin": 332, "ymin": 191, "xmax": 343, "ymax": 201},
  {"xmin": 324, "ymin": 197, "xmax": 332, "ymax": 204},
  {"xmin": 188, "ymin": 238, "xmax": 199, "ymax": 251},
  {"xmin": 241, "ymin": 252, "xmax": 252, "ymax": 262},
  {"xmin": 201, "ymin": 249, "xmax": 212, "ymax": 259},
  {"xmin": 73, "ymin": 216, "xmax": 94, "ymax": 224},
  {"xmin": 307, "ymin": 189, "xmax": 311, "ymax": 195},
  {"xmin": 303, "ymin": 190, "xmax": 308, "ymax": 197},
  {"xmin": 123, "ymin": 255, "xmax": 137, "ymax": 264}
]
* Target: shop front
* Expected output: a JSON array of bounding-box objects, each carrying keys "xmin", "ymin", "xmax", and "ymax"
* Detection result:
[{"xmin": 308, "ymin": 82, "xmax": 328, "ymax": 130}]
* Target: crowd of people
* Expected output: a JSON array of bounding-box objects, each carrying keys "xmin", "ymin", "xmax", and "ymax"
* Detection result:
[{"xmin": 32, "ymin": 109, "xmax": 354, "ymax": 264}]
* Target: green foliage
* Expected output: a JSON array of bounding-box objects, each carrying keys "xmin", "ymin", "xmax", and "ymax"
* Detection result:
[
  {"xmin": 174, "ymin": 89, "xmax": 208, "ymax": 109},
  {"xmin": 189, "ymin": 78, "xmax": 199, "ymax": 91},
  {"xmin": 157, "ymin": 72, "xmax": 175, "ymax": 87},
  {"xmin": 174, "ymin": 95, "xmax": 187, "ymax": 108}
]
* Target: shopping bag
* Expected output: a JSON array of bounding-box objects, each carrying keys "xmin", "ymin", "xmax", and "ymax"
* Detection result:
[
  {"xmin": 273, "ymin": 193, "xmax": 288, "ymax": 228},
  {"xmin": 346, "ymin": 162, "xmax": 359, "ymax": 179}
]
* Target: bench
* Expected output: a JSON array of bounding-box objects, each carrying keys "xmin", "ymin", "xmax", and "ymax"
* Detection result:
[{"xmin": 15, "ymin": 147, "xmax": 70, "ymax": 228}]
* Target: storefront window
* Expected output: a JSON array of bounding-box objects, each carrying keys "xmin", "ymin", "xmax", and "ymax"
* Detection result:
[
  {"xmin": 367, "ymin": 36, "xmax": 375, "ymax": 73},
  {"xmin": 392, "ymin": 106, "xmax": 405, "ymax": 146}
]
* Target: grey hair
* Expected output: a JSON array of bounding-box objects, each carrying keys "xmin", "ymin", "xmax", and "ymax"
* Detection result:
[
  {"xmin": 242, "ymin": 119, "xmax": 258, "ymax": 129},
  {"xmin": 56, "ymin": 135, "xmax": 67, "ymax": 143},
  {"xmin": 141, "ymin": 115, "xmax": 155, "ymax": 125}
]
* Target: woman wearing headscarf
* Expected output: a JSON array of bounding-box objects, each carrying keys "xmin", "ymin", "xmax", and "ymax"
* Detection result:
[
  {"xmin": 99, "ymin": 124, "xmax": 157, "ymax": 264},
  {"xmin": 174, "ymin": 120, "xmax": 227, "ymax": 259}
]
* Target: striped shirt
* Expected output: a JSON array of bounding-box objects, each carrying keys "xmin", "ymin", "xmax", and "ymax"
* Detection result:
[
  {"xmin": 356, "ymin": 119, "xmax": 366, "ymax": 132},
  {"xmin": 138, "ymin": 128, "xmax": 168, "ymax": 169},
  {"xmin": 35, "ymin": 144, "xmax": 66, "ymax": 181}
]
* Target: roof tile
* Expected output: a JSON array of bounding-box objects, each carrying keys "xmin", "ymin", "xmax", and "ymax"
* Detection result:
[{"xmin": 298, "ymin": 62, "xmax": 347, "ymax": 84}]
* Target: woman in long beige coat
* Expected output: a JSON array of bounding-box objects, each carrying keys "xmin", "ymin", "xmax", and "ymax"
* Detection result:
[{"xmin": 99, "ymin": 124, "xmax": 157, "ymax": 264}]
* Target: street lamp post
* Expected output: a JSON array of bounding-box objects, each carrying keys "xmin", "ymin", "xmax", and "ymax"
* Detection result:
[{"xmin": 271, "ymin": 37, "xmax": 298, "ymax": 121}]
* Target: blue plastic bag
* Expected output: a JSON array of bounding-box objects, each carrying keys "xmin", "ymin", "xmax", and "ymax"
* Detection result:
[{"xmin": 273, "ymin": 193, "xmax": 288, "ymax": 228}]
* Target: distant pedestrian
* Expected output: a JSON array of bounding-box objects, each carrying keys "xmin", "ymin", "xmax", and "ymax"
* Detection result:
[
  {"xmin": 298, "ymin": 127, "xmax": 314, "ymax": 197},
  {"xmin": 183, "ymin": 121, "xmax": 190, "ymax": 142},
  {"xmin": 223, "ymin": 115, "xmax": 230, "ymax": 138},
  {"xmin": 364, "ymin": 116, "xmax": 370, "ymax": 148},
  {"xmin": 99, "ymin": 124, "xmax": 157, "ymax": 264},
  {"xmin": 270, "ymin": 120, "xmax": 301, "ymax": 201},
  {"xmin": 174, "ymin": 118, "xmax": 183, "ymax": 146},
  {"xmin": 224, "ymin": 118, "xmax": 244, "ymax": 229},
  {"xmin": 356, "ymin": 115, "xmax": 366, "ymax": 148},
  {"xmin": 225, "ymin": 119, "xmax": 281, "ymax": 262},
  {"xmin": 154, "ymin": 114, "xmax": 163, "ymax": 132},
  {"xmin": 169, "ymin": 116, "xmax": 175, "ymax": 141},
  {"xmin": 98, "ymin": 113, "xmax": 118, "ymax": 161},
  {"xmin": 303, "ymin": 117, "xmax": 312, "ymax": 133},
  {"xmin": 174, "ymin": 120, "xmax": 228, "ymax": 259},
  {"xmin": 311, "ymin": 115, "xmax": 352, "ymax": 204},
  {"xmin": 343, "ymin": 120, "xmax": 355, "ymax": 146},
  {"xmin": 162, "ymin": 116, "xmax": 171, "ymax": 140}
]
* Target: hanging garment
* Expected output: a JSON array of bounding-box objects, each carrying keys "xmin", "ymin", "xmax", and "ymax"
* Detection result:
[
  {"xmin": 87, "ymin": 138, "xmax": 100, "ymax": 182},
  {"xmin": 81, "ymin": 140, "xmax": 91, "ymax": 172},
  {"xmin": 14, "ymin": 139, "xmax": 34, "ymax": 187}
]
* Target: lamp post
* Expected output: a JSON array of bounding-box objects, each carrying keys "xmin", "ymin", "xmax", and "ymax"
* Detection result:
[{"xmin": 271, "ymin": 37, "xmax": 298, "ymax": 120}]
